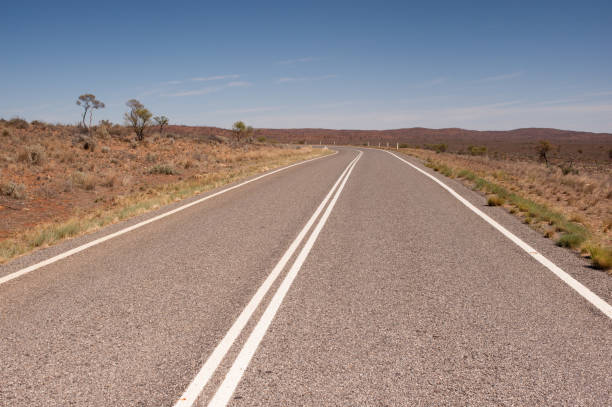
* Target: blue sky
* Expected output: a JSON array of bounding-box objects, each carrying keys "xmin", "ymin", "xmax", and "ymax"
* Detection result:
[{"xmin": 1, "ymin": 0, "xmax": 611, "ymax": 131}]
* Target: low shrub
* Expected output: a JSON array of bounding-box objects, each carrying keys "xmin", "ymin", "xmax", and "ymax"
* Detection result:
[
  {"xmin": 0, "ymin": 182, "xmax": 26, "ymax": 199},
  {"xmin": 82, "ymin": 137, "xmax": 97, "ymax": 152},
  {"xmin": 8, "ymin": 117, "xmax": 29, "ymax": 129},
  {"xmin": 468, "ymin": 145, "xmax": 487, "ymax": 156},
  {"xmin": 71, "ymin": 171, "xmax": 96, "ymax": 190},
  {"xmin": 487, "ymin": 195, "xmax": 505, "ymax": 206},
  {"xmin": 149, "ymin": 164, "xmax": 177, "ymax": 175},
  {"xmin": 424, "ymin": 143, "xmax": 447, "ymax": 153},
  {"xmin": 556, "ymin": 232, "xmax": 587, "ymax": 249},
  {"xmin": 587, "ymin": 245, "xmax": 612, "ymax": 270},
  {"xmin": 17, "ymin": 145, "xmax": 47, "ymax": 165}
]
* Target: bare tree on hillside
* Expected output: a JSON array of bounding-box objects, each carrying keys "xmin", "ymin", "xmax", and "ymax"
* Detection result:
[
  {"xmin": 154, "ymin": 116, "xmax": 169, "ymax": 136},
  {"xmin": 536, "ymin": 140, "xmax": 552, "ymax": 166},
  {"xmin": 76, "ymin": 94, "xmax": 105, "ymax": 134}
]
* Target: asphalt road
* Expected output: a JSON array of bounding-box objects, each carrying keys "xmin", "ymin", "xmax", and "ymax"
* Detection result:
[{"xmin": 1, "ymin": 147, "xmax": 610, "ymax": 406}]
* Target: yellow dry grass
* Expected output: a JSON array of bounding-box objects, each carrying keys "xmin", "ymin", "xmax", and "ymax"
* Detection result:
[{"xmin": 0, "ymin": 122, "xmax": 330, "ymax": 263}]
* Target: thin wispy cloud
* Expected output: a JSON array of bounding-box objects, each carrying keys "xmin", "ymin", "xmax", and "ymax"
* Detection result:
[
  {"xmin": 474, "ymin": 71, "xmax": 524, "ymax": 83},
  {"xmin": 227, "ymin": 81, "xmax": 251, "ymax": 87},
  {"xmin": 279, "ymin": 57, "xmax": 318, "ymax": 64},
  {"xmin": 277, "ymin": 74, "xmax": 337, "ymax": 84},
  {"xmin": 583, "ymin": 90, "xmax": 612, "ymax": 97},
  {"xmin": 414, "ymin": 77, "xmax": 447, "ymax": 88},
  {"xmin": 163, "ymin": 81, "xmax": 250, "ymax": 97},
  {"xmin": 191, "ymin": 74, "xmax": 240, "ymax": 82},
  {"xmin": 165, "ymin": 87, "xmax": 223, "ymax": 97},
  {"xmin": 533, "ymin": 90, "xmax": 612, "ymax": 106},
  {"xmin": 206, "ymin": 106, "xmax": 282, "ymax": 115}
]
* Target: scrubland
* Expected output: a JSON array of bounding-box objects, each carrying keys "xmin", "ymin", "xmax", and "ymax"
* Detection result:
[
  {"xmin": 0, "ymin": 119, "xmax": 328, "ymax": 263},
  {"xmin": 400, "ymin": 147, "xmax": 611, "ymax": 271}
]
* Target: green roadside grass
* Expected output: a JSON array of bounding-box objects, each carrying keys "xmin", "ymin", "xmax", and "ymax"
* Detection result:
[
  {"xmin": 0, "ymin": 148, "xmax": 331, "ymax": 264},
  {"xmin": 420, "ymin": 156, "xmax": 611, "ymax": 271}
]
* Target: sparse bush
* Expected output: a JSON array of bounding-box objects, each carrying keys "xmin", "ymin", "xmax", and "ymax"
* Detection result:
[
  {"xmin": 468, "ymin": 145, "xmax": 487, "ymax": 156},
  {"xmin": 556, "ymin": 232, "xmax": 587, "ymax": 249},
  {"xmin": 232, "ymin": 121, "xmax": 254, "ymax": 144},
  {"xmin": 587, "ymin": 245, "xmax": 612, "ymax": 270},
  {"xmin": 487, "ymin": 195, "xmax": 505, "ymax": 206},
  {"xmin": 0, "ymin": 182, "xmax": 26, "ymax": 199},
  {"xmin": 82, "ymin": 137, "xmax": 97, "ymax": 152},
  {"xmin": 146, "ymin": 153, "xmax": 158, "ymax": 163},
  {"xmin": 71, "ymin": 171, "xmax": 96, "ymax": 190},
  {"xmin": 425, "ymin": 158, "xmax": 453, "ymax": 177},
  {"xmin": 8, "ymin": 117, "xmax": 29, "ymax": 129},
  {"xmin": 424, "ymin": 143, "xmax": 447, "ymax": 153},
  {"xmin": 95, "ymin": 125, "xmax": 110, "ymax": 139},
  {"xmin": 30, "ymin": 120, "xmax": 47, "ymax": 127},
  {"xmin": 399, "ymin": 143, "xmax": 409, "ymax": 148},
  {"xmin": 18, "ymin": 145, "xmax": 47, "ymax": 165},
  {"xmin": 560, "ymin": 161, "xmax": 578, "ymax": 175},
  {"xmin": 257, "ymin": 136, "xmax": 267, "ymax": 143},
  {"xmin": 149, "ymin": 164, "xmax": 177, "ymax": 175},
  {"xmin": 1, "ymin": 129, "xmax": 10, "ymax": 138},
  {"xmin": 192, "ymin": 152, "xmax": 206, "ymax": 161},
  {"xmin": 456, "ymin": 169, "xmax": 476, "ymax": 181},
  {"xmin": 101, "ymin": 172, "xmax": 117, "ymax": 187}
]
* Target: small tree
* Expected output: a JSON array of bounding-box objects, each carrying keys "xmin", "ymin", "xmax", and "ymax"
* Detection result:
[
  {"xmin": 76, "ymin": 94, "xmax": 105, "ymax": 133},
  {"xmin": 536, "ymin": 140, "xmax": 551, "ymax": 166},
  {"xmin": 154, "ymin": 115, "xmax": 169, "ymax": 135},
  {"xmin": 124, "ymin": 99, "xmax": 152, "ymax": 141},
  {"xmin": 232, "ymin": 121, "xmax": 254, "ymax": 143}
]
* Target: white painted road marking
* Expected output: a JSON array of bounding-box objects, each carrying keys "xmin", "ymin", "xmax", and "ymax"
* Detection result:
[
  {"xmin": 385, "ymin": 150, "xmax": 612, "ymax": 320},
  {"xmin": 0, "ymin": 151, "xmax": 337, "ymax": 287},
  {"xmin": 173, "ymin": 151, "xmax": 361, "ymax": 407},
  {"xmin": 207, "ymin": 151, "xmax": 362, "ymax": 407}
]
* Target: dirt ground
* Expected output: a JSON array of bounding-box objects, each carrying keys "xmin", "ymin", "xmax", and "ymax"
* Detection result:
[{"xmin": 0, "ymin": 120, "xmax": 316, "ymax": 241}]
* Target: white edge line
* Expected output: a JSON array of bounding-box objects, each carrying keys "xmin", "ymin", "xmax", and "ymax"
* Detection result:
[
  {"xmin": 0, "ymin": 151, "xmax": 338, "ymax": 286},
  {"xmin": 173, "ymin": 151, "xmax": 359, "ymax": 407},
  {"xmin": 207, "ymin": 151, "xmax": 363, "ymax": 407},
  {"xmin": 383, "ymin": 150, "xmax": 612, "ymax": 320}
]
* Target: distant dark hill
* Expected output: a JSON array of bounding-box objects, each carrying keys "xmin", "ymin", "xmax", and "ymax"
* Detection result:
[
  {"xmin": 255, "ymin": 127, "xmax": 612, "ymax": 161},
  {"xmin": 165, "ymin": 125, "xmax": 612, "ymax": 162}
]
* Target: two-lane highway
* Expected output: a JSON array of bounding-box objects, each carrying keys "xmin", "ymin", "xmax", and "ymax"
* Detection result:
[{"xmin": 1, "ymin": 147, "xmax": 610, "ymax": 406}]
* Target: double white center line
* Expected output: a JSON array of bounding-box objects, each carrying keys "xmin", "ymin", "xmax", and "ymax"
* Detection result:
[{"xmin": 174, "ymin": 150, "xmax": 362, "ymax": 407}]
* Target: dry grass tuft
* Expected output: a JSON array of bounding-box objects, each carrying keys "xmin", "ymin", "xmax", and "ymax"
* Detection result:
[{"xmin": 487, "ymin": 195, "xmax": 505, "ymax": 206}]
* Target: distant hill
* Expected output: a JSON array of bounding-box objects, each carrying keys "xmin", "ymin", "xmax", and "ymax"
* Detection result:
[{"xmin": 166, "ymin": 125, "xmax": 612, "ymax": 162}]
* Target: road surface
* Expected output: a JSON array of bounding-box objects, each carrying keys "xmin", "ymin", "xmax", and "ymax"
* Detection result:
[{"xmin": 1, "ymin": 147, "xmax": 610, "ymax": 406}]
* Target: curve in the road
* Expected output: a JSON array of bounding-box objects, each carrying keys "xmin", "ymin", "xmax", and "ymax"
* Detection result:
[{"xmin": 383, "ymin": 149, "xmax": 612, "ymax": 319}]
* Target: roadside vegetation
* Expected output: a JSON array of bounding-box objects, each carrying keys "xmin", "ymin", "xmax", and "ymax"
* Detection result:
[
  {"xmin": 397, "ymin": 145, "xmax": 612, "ymax": 272},
  {"xmin": 0, "ymin": 104, "xmax": 330, "ymax": 263}
]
